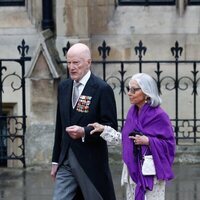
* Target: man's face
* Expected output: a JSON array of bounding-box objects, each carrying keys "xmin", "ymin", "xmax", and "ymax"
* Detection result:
[{"xmin": 67, "ymin": 54, "xmax": 91, "ymax": 82}]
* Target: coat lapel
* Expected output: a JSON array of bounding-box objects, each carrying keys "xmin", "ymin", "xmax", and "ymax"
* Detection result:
[{"xmin": 60, "ymin": 80, "xmax": 73, "ymax": 126}]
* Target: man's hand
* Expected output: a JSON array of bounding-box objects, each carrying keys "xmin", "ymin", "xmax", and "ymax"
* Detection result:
[
  {"xmin": 66, "ymin": 125, "xmax": 85, "ymax": 139},
  {"xmin": 51, "ymin": 163, "xmax": 58, "ymax": 182}
]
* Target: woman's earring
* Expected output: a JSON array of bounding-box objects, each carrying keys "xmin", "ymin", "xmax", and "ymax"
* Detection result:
[{"xmin": 145, "ymin": 96, "xmax": 148, "ymax": 103}]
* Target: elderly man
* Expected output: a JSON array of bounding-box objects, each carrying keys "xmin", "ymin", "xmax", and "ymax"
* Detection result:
[{"xmin": 51, "ymin": 43, "xmax": 118, "ymax": 200}]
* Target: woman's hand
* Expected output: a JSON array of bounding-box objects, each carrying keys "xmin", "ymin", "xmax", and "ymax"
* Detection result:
[
  {"xmin": 87, "ymin": 122, "xmax": 105, "ymax": 134},
  {"xmin": 129, "ymin": 135, "xmax": 149, "ymax": 145}
]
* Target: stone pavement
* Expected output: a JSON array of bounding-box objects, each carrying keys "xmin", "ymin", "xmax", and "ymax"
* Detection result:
[{"xmin": 0, "ymin": 163, "xmax": 200, "ymax": 200}]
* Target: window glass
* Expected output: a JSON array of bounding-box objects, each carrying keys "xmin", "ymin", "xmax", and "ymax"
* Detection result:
[
  {"xmin": 188, "ymin": 0, "xmax": 200, "ymax": 5},
  {"xmin": 0, "ymin": 113, "xmax": 7, "ymax": 167},
  {"xmin": 118, "ymin": 0, "xmax": 175, "ymax": 5},
  {"xmin": 0, "ymin": 0, "xmax": 24, "ymax": 6}
]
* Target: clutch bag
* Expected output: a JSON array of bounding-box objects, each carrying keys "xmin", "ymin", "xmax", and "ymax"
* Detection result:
[{"xmin": 142, "ymin": 155, "xmax": 156, "ymax": 176}]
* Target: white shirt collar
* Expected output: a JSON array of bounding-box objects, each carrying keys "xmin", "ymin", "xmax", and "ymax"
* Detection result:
[{"xmin": 74, "ymin": 70, "xmax": 91, "ymax": 86}]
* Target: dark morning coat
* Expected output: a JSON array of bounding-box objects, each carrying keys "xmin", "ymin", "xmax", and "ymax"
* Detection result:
[{"xmin": 52, "ymin": 73, "xmax": 118, "ymax": 200}]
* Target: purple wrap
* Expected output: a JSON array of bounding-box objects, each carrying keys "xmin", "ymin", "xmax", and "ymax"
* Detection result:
[{"xmin": 122, "ymin": 103, "xmax": 175, "ymax": 200}]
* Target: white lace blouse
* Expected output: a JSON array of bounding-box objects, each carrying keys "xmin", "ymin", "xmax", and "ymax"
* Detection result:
[{"xmin": 100, "ymin": 125, "xmax": 121, "ymax": 145}]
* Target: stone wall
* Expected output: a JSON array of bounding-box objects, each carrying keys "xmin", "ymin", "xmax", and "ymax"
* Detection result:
[
  {"xmin": 1, "ymin": 1, "xmax": 200, "ymax": 166},
  {"xmin": 26, "ymin": 124, "xmax": 55, "ymax": 165}
]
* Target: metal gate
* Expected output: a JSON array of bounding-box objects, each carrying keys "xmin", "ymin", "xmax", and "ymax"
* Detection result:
[
  {"xmin": 61, "ymin": 40, "xmax": 200, "ymax": 145},
  {"xmin": 0, "ymin": 40, "xmax": 31, "ymax": 168}
]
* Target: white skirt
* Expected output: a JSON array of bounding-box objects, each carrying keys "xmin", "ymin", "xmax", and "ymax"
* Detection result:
[{"xmin": 121, "ymin": 163, "xmax": 166, "ymax": 200}]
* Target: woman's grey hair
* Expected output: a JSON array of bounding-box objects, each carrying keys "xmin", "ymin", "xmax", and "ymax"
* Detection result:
[{"xmin": 130, "ymin": 73, "xmax": 162, "ymax": 107}]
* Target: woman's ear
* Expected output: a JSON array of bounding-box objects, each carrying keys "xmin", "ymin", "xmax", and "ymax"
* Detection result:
[{"xmin": 145, "ymin": 96, "xmax": 149, "ymax": 103}]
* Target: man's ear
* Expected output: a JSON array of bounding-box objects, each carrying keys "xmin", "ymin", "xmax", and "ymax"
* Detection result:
[{"xmin": 87, "ymin": 59, "xmax": 92, "ymax": 65}]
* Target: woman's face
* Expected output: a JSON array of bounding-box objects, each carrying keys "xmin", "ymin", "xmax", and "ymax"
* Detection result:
[{"xmin": 128, "ymin": 79, "xmax": 146, "ymax": 108}]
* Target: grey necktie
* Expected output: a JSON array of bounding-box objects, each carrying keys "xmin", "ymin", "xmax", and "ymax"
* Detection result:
[{"xmin": 72, "ymin": 82, "xmax": 81, "ymax": 108}]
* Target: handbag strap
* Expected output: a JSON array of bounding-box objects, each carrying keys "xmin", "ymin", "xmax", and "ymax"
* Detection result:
[{"xmin": 143, "ymin": 146, "xmax": 149, "ymax": 157}]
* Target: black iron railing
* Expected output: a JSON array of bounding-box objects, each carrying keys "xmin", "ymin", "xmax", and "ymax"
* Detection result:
[
  {"xmin": 60, "ymin": 40, "xmax": 200, "ymax": 145},
  {"xmin": 0, "ymin": 40, "xmax": 31, "ymax": 167}
]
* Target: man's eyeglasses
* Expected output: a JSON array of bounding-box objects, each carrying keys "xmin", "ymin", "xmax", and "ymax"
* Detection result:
[{"xmin": 126, "ymin": 86, "xmax": 141, "ymax": 94}]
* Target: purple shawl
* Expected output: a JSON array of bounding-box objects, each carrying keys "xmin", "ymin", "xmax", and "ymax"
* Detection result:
[{"xmin": 122, "ymin": 103, "xmax": 175, "ymax": 200}]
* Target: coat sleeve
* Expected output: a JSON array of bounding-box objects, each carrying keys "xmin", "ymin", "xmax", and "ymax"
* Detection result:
[
  {"xmin": 51, "ymin": 86, "xmax": 62, "ymax": 163},
  {"xmin": 99, "ymin": 84, "xmax": 118, "ymax": 130},
  {"xmin": 84, "ymin": 83, "xmax": 118, "ymax": 141}
]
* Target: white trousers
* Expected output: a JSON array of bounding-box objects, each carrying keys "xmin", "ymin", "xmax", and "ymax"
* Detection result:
[{"xmin": 121, "ymin": 163, "xmax": 166, "ymax": 200}]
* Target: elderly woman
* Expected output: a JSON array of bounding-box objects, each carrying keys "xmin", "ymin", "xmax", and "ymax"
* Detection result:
[{"xmin": 88, "ymin": 73, "xmax": 175, "ymax": 200}]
